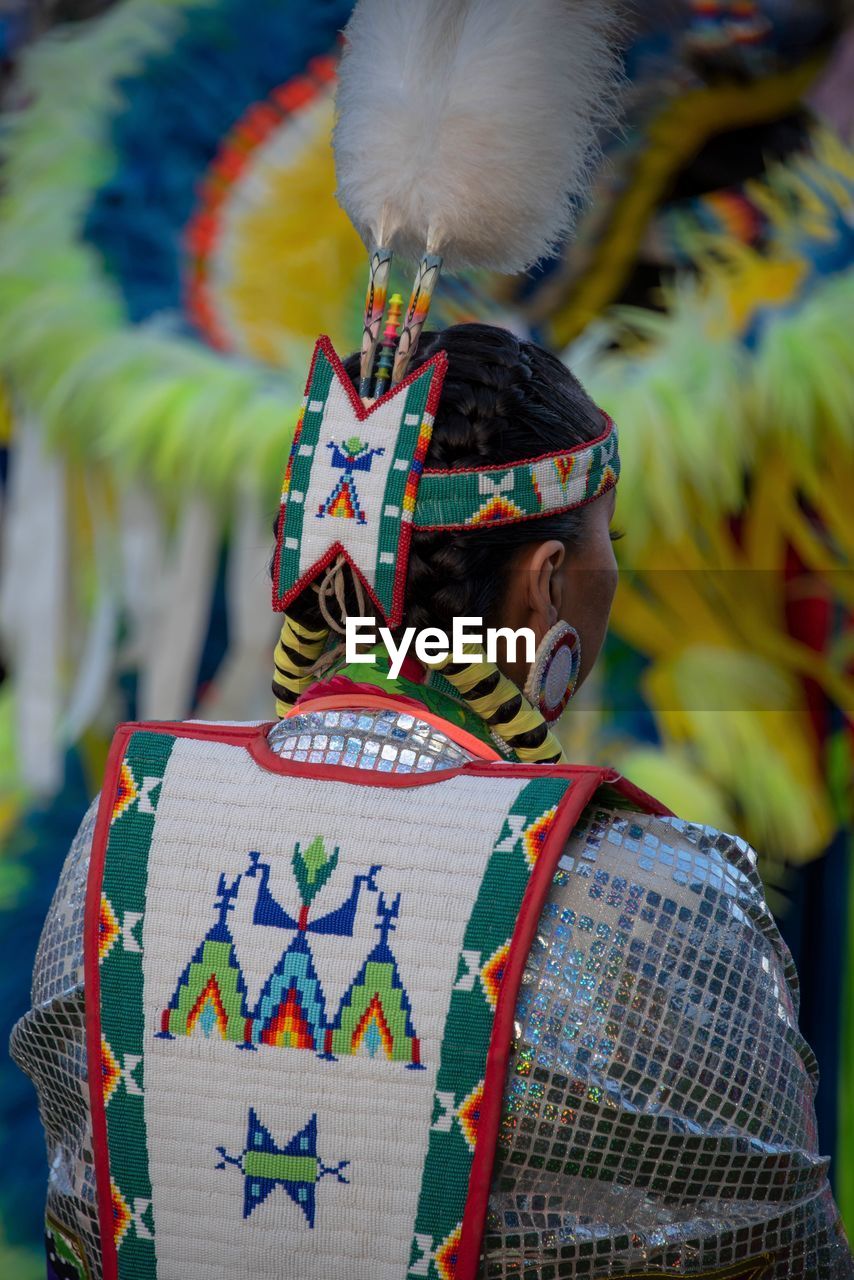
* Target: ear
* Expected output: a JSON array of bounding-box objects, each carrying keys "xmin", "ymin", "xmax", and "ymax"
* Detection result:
[{"xmin": 521, "ymin": 540, "xmax": 565, "ymax": 641}]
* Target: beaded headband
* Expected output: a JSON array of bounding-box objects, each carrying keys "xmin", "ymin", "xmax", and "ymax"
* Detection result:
[
  {"xmin": 273, "ymin": 336, "xmax": 619, "ymax": 628},
  {"xmin": 413, "ymin": 418, "xmax": 619, "ymax": 531}
]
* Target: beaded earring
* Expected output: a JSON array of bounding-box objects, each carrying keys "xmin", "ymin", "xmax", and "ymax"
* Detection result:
[{"xmin": 523, "ymin": 622, "xmax": 581, "ymax": 723}]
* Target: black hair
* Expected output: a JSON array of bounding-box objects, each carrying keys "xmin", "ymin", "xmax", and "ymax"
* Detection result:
[
  {"xmin": 287, "ymin": 322, "xmax": 605, "ymax": 634},
  {"xmin": 360, "ymin": 323, "xmax": 603, "ymax": 633}
]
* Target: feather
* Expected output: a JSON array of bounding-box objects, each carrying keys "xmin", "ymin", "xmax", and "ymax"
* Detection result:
[{"xmin": 333, "ymin": 0, "xmax": 622, "ymax": 272}]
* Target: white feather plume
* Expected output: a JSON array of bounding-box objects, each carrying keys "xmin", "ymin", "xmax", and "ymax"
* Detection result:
[{"xmin": 333, "ymin": 0, "xmax": 623, "ymax": 273}]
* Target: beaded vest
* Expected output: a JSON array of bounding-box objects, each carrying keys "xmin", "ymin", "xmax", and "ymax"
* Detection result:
[{"xmin": 84, "ymin": 716, "xmax": 655, "ymax": 1280}]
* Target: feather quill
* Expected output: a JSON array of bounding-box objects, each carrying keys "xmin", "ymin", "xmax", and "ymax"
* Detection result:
[{"xmin": 333, "ymin": 0, "xmax": 623, "ymax": 273}]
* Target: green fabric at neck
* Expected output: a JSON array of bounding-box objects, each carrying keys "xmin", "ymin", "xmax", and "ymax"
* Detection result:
[{"xmin": 333, "ymin": 645, "xmax": 511, "ymax": 757}]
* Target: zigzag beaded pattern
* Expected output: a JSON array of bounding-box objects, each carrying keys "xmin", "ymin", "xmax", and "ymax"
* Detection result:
[{"xmin": 414, "ymin": 419, "xmax": 619, "ymax": 530}]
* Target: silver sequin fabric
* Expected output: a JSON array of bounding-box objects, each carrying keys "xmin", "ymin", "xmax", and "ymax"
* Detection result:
[
  {"xmin": 10, "ymin": 800, "xmax": 102, "ymax": 1272},
  {"xmin": 10, "ymin": 709, "xmax": 852, "ymax": 1278},
  {"xmin": 486, "ymin": 807, "xmax": 851, "ymax": 1277},
  {"xmin": 266, "ymin": 706, "xmax": 472, "ymax": 772}
]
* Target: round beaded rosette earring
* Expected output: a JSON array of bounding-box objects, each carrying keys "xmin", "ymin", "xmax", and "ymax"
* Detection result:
[{"xmin": 524, "ymin": 621, "xmax": 581, "ymax": 723}]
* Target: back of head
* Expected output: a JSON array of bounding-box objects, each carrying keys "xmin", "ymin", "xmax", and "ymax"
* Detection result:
[{"xmin": 337, "ymin": 322, "xmax": 607, "ymax": 635}]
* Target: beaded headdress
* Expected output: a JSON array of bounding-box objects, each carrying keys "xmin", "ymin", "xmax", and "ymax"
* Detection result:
[{"xmin": 273, "ymin": 0, "xmax": 622, "ymax": 748}]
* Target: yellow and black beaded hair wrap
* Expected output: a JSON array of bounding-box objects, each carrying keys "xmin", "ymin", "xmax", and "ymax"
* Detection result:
[
  {"xmin": 272, "ymin": 614, "xmax": 329, "ymax": 719},
  {"xmin": 433, "ymin": 654, "xmax": 566, "ymax": 765}
]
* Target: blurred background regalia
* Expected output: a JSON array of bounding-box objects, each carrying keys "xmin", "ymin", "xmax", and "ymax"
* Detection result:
[{"xmin": 0, "ymin": 0, "xmax": 851, "ymax": 1271}]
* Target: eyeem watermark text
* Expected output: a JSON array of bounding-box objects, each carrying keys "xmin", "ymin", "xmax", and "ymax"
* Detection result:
[{"xmin": 345, "ymin": 617, "xmax": 535, "ymax": 678}]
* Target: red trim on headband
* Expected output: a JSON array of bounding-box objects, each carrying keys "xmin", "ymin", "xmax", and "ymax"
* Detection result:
[
  {"xmin": 413, "ymin": 477, "xmax": 618, "ymax": 533},
  {"xmin": 420, "ymin": 412, "xmax": 616, "ymax": 478}
]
